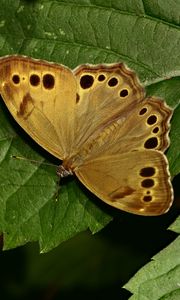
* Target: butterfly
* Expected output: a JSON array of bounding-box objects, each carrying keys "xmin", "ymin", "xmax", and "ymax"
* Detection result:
[{"xmin": 0, "ymin": 55, "xmax": 174, "ymax": 215}]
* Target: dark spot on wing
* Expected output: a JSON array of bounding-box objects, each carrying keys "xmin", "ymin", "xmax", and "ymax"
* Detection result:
[
  {"xmin": 98, "ymin": 74, "xmax": 106, "ymax": 81},
  {"xmin": 76, "ymin": 93, "xmax": 80, "ymax": 103},
  {"xmin": 12, "ymin": 74, "xmax": 20, "ymax": 84},
  {"xmin": 30, "ymin": 74, "xmax": 40, "ymax": 86},
  {"xmin": 18, "ymin": 93, "xmax": 34, "ymax": 118},
  {"xmin": 139, "ymin": 107, "xmax": 147, "ymax": 115},
  {"xmin": 140, "ymin": 167, "xmax": 155, "ymax": 177},
  {"xmin": 143, "ymin": 195, "xmax": 152, "ymax": 202},
  {"xmin": 141, "ymin": 179, "xmax": 155, "ymax": 188},
  {"xmin": 43, "ymin": 74, "xmax": 55, "ymax": 89},
  {"xmin": 144, "ymin": 137, "xmax": 158, "ymax": 149},
  {"xmin": 108, "ymin": 77, "xmax": 118, "ymax": 87},
  {"xmin": 80, "ymin": 75, "xmax": 94, "ymax": 89},
  {"xmin": 120, "ymin": 89, "xmax": 128, "ymax": 97},
  {"xmin": 147, "ymin": 115, "xmax": 157, "ymax": 125},
  {"xmin": 153, "ymin": 127, "xmax": 159, "ymax": 133}
]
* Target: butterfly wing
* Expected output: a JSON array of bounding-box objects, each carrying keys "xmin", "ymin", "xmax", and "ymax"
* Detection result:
[
  {"xmin": 72, "ymin": 64, "xmax": 172, "ymax": 155},
  {"xmin": 75, "ymin": 150, "xmax": 173, "ymax": 216},
  {"xmin": 71, "ymin": 64, "xmax": 173, "ymax": 215},
  {"xmin": 71, "ymin": 63, "xmax": 145, "ymax": 154},
  {"xmin": 0, "ymin": 55, "xmax": 77, "ymax": 159}
]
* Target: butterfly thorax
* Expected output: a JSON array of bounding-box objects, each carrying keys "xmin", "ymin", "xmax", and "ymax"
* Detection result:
[
  {"xmin": 57, "ymin": 154, "xmax": 83, "ymax": 177},
  {"xmin": 56, "ymin": 164, "xmax": 73, "ymax": 178}
]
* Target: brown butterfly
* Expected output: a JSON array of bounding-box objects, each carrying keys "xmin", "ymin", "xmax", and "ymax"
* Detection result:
[{"xmin": 0, "ymin": 55, "xmax": 174, "ymax": 215}]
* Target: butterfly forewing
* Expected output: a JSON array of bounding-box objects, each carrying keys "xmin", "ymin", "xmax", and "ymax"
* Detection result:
[
  {"xmin": 0, "ymin": 56, "xmax": 77, "ymax": 159},
  {"xmin": 80, "ymin": 97, "xmax": 172, "ymax": 161},
  {"xmin": 71, "ymin": 63, "xmax": 145, "ymax": 154}
]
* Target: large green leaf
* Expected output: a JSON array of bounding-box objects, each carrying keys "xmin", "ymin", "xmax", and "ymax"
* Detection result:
[{"xmin": 0, "ymin": 0, "xmax": 179, "ymax": 252}]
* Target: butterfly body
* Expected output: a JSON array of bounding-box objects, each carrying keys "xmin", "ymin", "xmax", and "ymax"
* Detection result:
[{"xmin": 0, "ymin": 55, "xmax": 173, "ymax": 215}]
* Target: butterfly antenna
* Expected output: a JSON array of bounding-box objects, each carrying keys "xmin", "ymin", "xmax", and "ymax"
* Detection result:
[{"xmin": 11, "ymin": 155, "xmax": 58, "ymax": 168}]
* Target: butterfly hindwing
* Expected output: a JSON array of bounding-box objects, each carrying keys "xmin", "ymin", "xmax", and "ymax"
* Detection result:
[{"xmin": 75, "ymin": 150, "xmax": 173, "ymax": 216}]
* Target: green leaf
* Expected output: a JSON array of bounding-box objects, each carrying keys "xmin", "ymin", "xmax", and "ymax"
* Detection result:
[
  {"xmin": 0, "ymin": 0, "xmax": 179, "ymax": 251},
  {"xmin": 124, "ymin": 216, "xmax": 180, "ymax": 300},
  {"xmin": 169, "ymin": 216, "xmax": 180, "ymax": 234}
]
